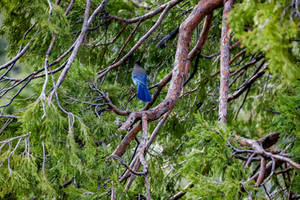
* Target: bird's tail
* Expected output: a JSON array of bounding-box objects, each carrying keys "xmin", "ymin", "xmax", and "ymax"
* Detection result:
[{"xmin": 137, "ymin": 84, "xmax": 152, "ymax": 102}]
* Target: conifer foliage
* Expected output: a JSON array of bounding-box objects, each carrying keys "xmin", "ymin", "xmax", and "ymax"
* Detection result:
[{"xmin": 0, "ymin": 0, "xmax": 299, "ymax": 199}]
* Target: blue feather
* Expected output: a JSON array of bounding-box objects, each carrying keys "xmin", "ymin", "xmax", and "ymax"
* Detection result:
[{"xmin": 137, "ymin": 83, "xmax": 152, "ymax": 102}]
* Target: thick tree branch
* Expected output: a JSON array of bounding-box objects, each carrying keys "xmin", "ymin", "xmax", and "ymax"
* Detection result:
[
  {"xmin": 231, "ymin": 132, "xmax": 300, "ymax": 187},
  {"xmin": 184, "ymin": 13, "xmax": 213, "ymax": 86},
  {"xmin": 218, "ymin": 0, "xmax": 234, "ymax": 123}
]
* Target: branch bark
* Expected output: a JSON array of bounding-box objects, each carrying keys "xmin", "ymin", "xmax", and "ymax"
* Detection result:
[{"xmin": 218, "ymin": 0, "xmax": 234, "ymax": 123}]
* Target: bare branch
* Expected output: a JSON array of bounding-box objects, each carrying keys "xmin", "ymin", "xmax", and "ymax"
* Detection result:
[
  {"xmin": 0, "ymin": 115, "xmax": 18, "ymax": 119},
  {"xmin": 0, "ymin": 133, "xmax": 30, "ymax": 144},
  {"xmin": 42, "ymin": 141, "xmax": 46, "ymax": 178},
  {"xmin": 128, "ymin": 0, "xmax": 151, "ymax": 10},
  {"xmin": 108, "ymin": 0, "xmax": 183, "ymax": 23},
  {"xmin": 47, "ymin": 0, "xmax": 53, "ymax": 21},
  {"xmin": 94, "ymin": 23, "xmax": 128, "ymax": 46},
  {"xmin": 169, "ymin": 182, "xmax": 194, "ymax": 200},
  {"xmin": 112, "ymin": 20, "xmax": 142, "ymax": 64},
  {"xmin": 0, "ymin": 43, "xmax": 31, "ymax": 71},
  {"xmin": 110, "ymin": 155, "xmax": 146, "ymax": 175},
  {"xmin": 65, "ymin": 0, "xmax": 74, "ymax": 16},
  {"xmin": 188, "ymin": 13, "xmax": 213, "ymax": 59},
  {"xmin": 7, "ymin": 138, "xmax": 23, "ymax": 175},
  {"xmin": 228, "ymin": 65, "xmax": 267, "ymax": 101}
]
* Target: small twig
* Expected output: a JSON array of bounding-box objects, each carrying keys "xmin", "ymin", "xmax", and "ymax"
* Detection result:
[
  {"xmin": 129, "ymin": 0, "xmax": 151, "ymax": 10},
  {"xmin": 0, "ymin": 133, "xmax": 30, "ymax": 144},
  {"xmin": 245, "ymin": 152, "xmax": 256, "ymax": 167},
  {"xmin": 146, "ymin": 111, "xmax": 170, "ymax": 151},
  {"xmin": 261, "ymin": 157, "xmax": 276, "ymax": 185},
  {"xmin": 274, "ymin": 167, "xmax": 293, "ymax": 175},
  {"xmin": 234, "ymin": 85, "xmax": 251, "ymax": 120},
  {"xmin": 262, "ymin": 184, "xmax": 272, "ymax": 200},
  {"xmin": 228, "ymin": 65, "xmax": 267, "ymax": 101},
  {"xmin": 110, "ymin": 155, "xmax": 146, "ymax": 175},
  {"xmin": 47, "ymin": 0, "xmax": 53, "ymax": 21},
  {"xmin": 65, "ymin": 0, "xmax": 74, "ymax": 16},
  {"xmin": 42, "ymin": 140, "xmax": 46, "ymax": 178},
  {"xmin": 113, "ymin": 20, "xmax": 142, "ymax": 64},
  {"xmin": 7, "ymin": 138, "xmax": 23, "ymax": 175},
  {"xmin": 111, "ymin": 188, "xmax": 116, "ymax": 200},
  {"xmin": 125, "ymin": 159, "xmax": 141, "ymax": 190},
  {"xmin": 94, "ymin": 23, "xmax": 128, "ymax": 46},
  {"xmin": 169, "ymin": 182, "xmax": 194, "ymax": 200},
  {"xmin": 199, "ymin": 40, "xmax": 241, "ymax": 59},
  {"xmin": 0, "ymin": 74, "xmax": 34, "ymax": 108},
  {"xmin": 144, "ymin": 175, "xmax": 151, "ymax": 200},
  {"xmin": 0, "ymin": 119, "xmax": 14, "ymax": 135},
  {"xmin": 0, "ymin": 115, "xmax": 19, "ymax": 119},
  {"xmin": 155, "ymin": 27, "xmax": 179, "ymax": 49}
]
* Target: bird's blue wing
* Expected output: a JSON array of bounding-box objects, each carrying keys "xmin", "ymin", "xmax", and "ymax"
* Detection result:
[{"xmin": 132, "ymin": 73, "xmax": 148, "ymax": 87}]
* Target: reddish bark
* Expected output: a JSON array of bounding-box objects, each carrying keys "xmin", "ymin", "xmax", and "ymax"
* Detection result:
[
  {"xmin": 257, "ymin": 157, "xmax": 266, "ymax": 185},
  {"xmin": 232, "ymin": 132, "xmax": 300, "ymax": 188},
  {"xmin": 218, "ymin": 0, "xmax": 234, "ymax": 123},
  {"xmin": 188, "ymin": 13, "xmax": 213, "ymax": 59},
  {"xmin": 234, "ymin": 133, "xmax": 300, "ymax": 170}
]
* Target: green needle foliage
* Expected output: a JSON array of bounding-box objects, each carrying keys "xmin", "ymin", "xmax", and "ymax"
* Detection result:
[{"xmin": 0, "ymin": 0, "xmax": 299, "ymax": 199}]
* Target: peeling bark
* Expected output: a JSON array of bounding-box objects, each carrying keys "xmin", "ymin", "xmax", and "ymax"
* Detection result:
[{"xmin": 218, "ymin": 0, "xmax": 234, "ymax": 123}]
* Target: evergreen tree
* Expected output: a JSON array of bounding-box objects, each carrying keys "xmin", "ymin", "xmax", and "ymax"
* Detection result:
[{"xmin": 0, "ymin": 0, "xmax": 299, "ymax": 199}]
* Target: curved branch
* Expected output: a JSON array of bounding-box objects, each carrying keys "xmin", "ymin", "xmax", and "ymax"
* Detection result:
[
  {"xmin": 128, "ymin": 0, "xmax": 151, "ymax": 10},
  {"xmin": 0, "ymin": 43, "xmax": 31, "ymax": 71},
  {"xmin": 108, "ymin": 0, "xmax": 183, "ymax": 24}
]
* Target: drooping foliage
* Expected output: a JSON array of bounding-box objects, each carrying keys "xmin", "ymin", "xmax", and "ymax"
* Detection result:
[{"xmin": 0, "ymin": 0, "xmax": 299, "ymax": 199}]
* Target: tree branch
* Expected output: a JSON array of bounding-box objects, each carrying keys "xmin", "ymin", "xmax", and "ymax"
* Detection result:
[{"xmin": 218, "ymin": 0, "xmax": 234, "ymax": 123}]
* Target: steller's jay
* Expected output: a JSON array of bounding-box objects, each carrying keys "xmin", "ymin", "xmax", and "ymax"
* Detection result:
[{"xmin": 132, "ymin": 62, "xmax": 152, "ymax": 102}]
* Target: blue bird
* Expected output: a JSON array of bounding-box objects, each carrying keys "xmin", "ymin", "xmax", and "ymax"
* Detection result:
[{"xmin": 132, "ymin": 62, "xmax": 152, "ymax": 102}]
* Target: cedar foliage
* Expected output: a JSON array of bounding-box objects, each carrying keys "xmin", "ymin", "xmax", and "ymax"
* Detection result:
[{"xmin": 0, "ymin": 0, "xmax": 299, "ymax": 199}]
